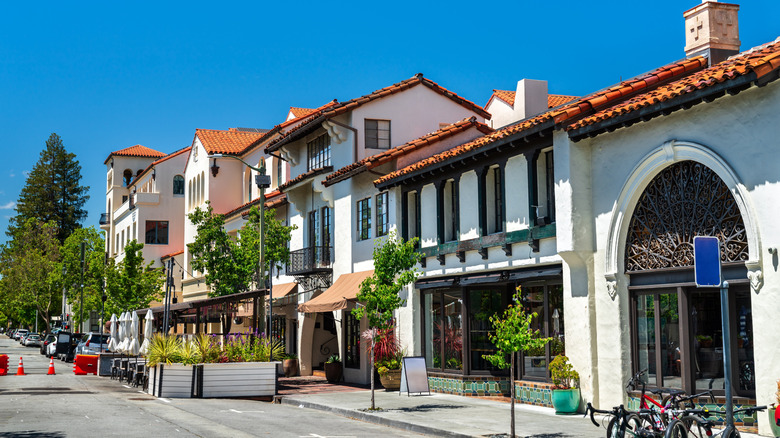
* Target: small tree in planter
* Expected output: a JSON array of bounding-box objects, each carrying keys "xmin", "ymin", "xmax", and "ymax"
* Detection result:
[
  {"xmin": 352, "ymin": 231, "xmax": 420, "ymax": 410},
  {"xmin": 548, "ymin": 354, "xmax": 580, "ymax": 414},
  {"xmin": 324, "ymin": 355, "xmax": 342, "ymax": 383},
  {"xmin": 482, "ymin": 286, "xmax": 550, "ymax": 438}
]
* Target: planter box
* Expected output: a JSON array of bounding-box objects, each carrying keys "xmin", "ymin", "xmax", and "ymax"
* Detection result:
[
  {"xmin": 147, "ymin": 364, "xmax": 196, "ymax": 398},
  {"xmin": 199, "ymin": 362, "xmax": 278, "ymax": 398}
]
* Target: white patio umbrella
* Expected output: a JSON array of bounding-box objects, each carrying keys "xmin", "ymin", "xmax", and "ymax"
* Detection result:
[
  {"xmin": 118, "ymin": 312, "xmax": 128, "ymax": 353},
  {"xmin": 139, "ymin": 309, "xmax": 153, "ymax": 355},
  {"xmin": 107, "ymin": 314, "xmax": 118, "ymax": 352},
  {"xmin": 130, "ymin": 311, "xmax": 140, "ymax": 356}
]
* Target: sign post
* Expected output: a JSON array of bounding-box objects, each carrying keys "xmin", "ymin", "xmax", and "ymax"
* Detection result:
[{"xmin": 693, "ymin": 236, "xmax": 733, "ymax": 429}]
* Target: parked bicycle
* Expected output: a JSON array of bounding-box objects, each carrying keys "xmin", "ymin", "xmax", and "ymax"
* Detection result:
[{"xmin": 664, "ymin": 405, "xmax": 766, "ymax": 438}]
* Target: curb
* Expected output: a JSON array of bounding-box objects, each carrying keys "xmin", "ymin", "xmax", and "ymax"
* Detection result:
[{"xmin": 280, "ymin": 396, "xmax": 478, "ymax": 438}]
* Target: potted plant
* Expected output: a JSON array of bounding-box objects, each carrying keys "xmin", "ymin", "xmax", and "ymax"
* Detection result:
[
  {"xmin": 549, "ymin": 354, "xmax": 580, "ymax": 414},
  {"xmin": 324, "ymin": 354, "xmax": 342, "ymax": 383},
  {"xmin": 283, "ymin": 353, "xmax": 299, "ymax": 377},
  {"xmin": 376, "ymin": 351, "xmax": 403, "ymax": 391}
]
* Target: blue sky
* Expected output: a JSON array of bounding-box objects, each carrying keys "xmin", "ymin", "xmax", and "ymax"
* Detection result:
[{"xmin": 1, "ymin": 1, "xmax": 778, "ymax": 247}]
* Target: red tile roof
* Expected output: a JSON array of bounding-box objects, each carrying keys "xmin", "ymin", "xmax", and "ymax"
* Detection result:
[
  {"xmin": 569, "ymin": 38, "xmax": 780, "ymax": 132},
  {"xmin": 129, "ymin": 146, "xmax": 192, "ymax": 187},
  {"xmin": 488, "ymin": 90, "xmax": 578, "ymax": 109},
  {"xmin": 104, "ymin": 144, "xmax": 166, "ymax": 164},
  {"xmin": 289, "ymin": 107, "xmax": 317, "ymax": 119},
  {"xmin": 375, "ymin": 56, "xmax": 708, "ymax": 187},
  {"xmin": 278, "ymin": 100, "xmax": 339, "ymax": 130},
  {"xmin": 161, "ymin": 250, "xmax": 184, "ymax": 260},
  {"xmin": 266, "ymin": 74, "xmax": 491, "ymax": 152},
  {"xmin": 195, "ymin": 128, "xmax": 266, "ymax": 155},
  {"xmin": 323, "ymin": 117, "xmax": 494, "ymax": 187}
]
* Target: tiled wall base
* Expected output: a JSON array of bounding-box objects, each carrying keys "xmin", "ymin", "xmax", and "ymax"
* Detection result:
[
  {"xmin": 427, "ymin": 373, "xmax": 509, "ymax": 397},
  {"xmin": 515, "ymin": 380, "xmax": 554, "ymax": 408},
  {"xmin": 427, "ymin": 374, "xmax": 555, "ymax": 408},
  {"xmin": 628, "ymin": 393, "xmax": 758, "ymax": 432}
]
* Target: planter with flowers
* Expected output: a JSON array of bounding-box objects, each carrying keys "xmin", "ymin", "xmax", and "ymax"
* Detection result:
[
  {"xmin": 324, "ymin": 355, "xmax": 343, "ymax": 383},
  {"xmin": 549, "ymin": 354, "xmax": 580, "ymax": 414},
  {"xmin": 769, "ymin": 379, "xmax": 780, "ymax": 437}
]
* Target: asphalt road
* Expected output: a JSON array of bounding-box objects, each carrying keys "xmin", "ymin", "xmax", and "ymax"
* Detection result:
[{"xmin": 0, "ymin": 337, "xmax": 423, "ymax": 437}]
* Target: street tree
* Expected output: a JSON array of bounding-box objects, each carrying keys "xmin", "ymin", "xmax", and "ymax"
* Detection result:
[
  {"xmin": 0, "ymin": 218, "xmax": 61, "ymax": 332},
  {"xmin": 105, "ymin": 240, "xmax": 165, "ymax": 318},
  {"xmin": 61, "ymin": 227, "xmax": 108, "ymax": 327},
  {"xmin": 482, "ymin": 286, "xmax": 551, "ymax": 438},
  {"xmin": 352, "ymin": 231, "xmax": 420, "ymax": 410},
  {"xmin": 188, "ymin": 202, "xmax": 295, "ymax": 334},
  {"xmin": 8, "ymin": 133, "xmax": 89, "ymax": 243}
]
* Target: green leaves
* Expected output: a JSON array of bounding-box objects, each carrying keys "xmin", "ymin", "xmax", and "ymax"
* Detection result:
[
  {"xmin": 104, "ymin": 240, "xmax": 164, "ymax": 317},
  {"xmin": 482, "ymin": 287, "xmax": 551, "ymax": 370}
]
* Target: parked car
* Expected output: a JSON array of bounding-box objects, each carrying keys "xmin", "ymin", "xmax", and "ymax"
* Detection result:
[
  {"xmin": 19, "ymin": 331, "xmax": 37, "ymax": 344},
  {"xmin": 24, "ymin": 334, "xmax": 42, "ymax": 347},
  {"xmin": 47, "ymin": 338, "xmax": 58, "ymax": 358},
  {"xmin": 13, "ymin": 329, "xmax": 28, "ymax": 341},
  {"xmin": 54, "ymin": 332, "xmax": 85, "ymax": 362},
  {"xmin": 40, "ymin": 334, "xmax": 56, "ymax": 355},
  {"xmin": 74, "ymin": 333, "xmax": 110, "ymax": 356}
]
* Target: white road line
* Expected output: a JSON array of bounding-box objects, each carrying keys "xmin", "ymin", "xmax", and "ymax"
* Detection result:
[
  {"xmin": 158, "ymin": 398, "xmax": 170, "ymax": 403},
  {"xmin": 123, "ymin": 385, "xmax": 131, "ymax": 388}
]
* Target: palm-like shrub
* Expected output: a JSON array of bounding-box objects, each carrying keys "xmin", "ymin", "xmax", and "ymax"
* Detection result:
[{"xmin": 147, "ymin": 334, "xmax": 183, "ymax": 366}]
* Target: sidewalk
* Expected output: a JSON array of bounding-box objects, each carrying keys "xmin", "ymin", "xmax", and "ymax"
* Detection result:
[{"xmin": 280, "ymin": 389, "xmax": 605, "ymax": 437}]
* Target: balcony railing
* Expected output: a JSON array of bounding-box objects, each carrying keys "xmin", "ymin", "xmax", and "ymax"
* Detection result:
[
  {"xmin": 286, "ymin": 246, "xmax": 333, "ymax": 276},
  {"xmin": 99, "ymin": 213, "xmax": 110, "ymax": 225}
]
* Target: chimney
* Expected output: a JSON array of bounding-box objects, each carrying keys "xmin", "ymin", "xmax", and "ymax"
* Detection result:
[
  {"xmin": 514, "ymin": 79, "xmax": 548, "ymax": 120},
  {"xmin": 684, "ymin": 1, "xmax": 740, "ymax": 66}
]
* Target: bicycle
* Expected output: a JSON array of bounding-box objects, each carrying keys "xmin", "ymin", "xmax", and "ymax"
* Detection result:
[
  {"xmin": 665, "ymin": 405, "xmax": 767, "ymax": 438},
  {"xmin": 585, "ymin": 403, "xmax": 648, "ymax": 438}
]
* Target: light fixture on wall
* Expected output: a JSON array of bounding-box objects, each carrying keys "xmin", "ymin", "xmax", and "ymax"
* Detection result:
[
  {"xmin": 211, "ymin": 158, "xmax": 220, "ymax": 177},
  {"xmin": 152, "ymin": 167, "xmax": 156, "ymax": 181}
]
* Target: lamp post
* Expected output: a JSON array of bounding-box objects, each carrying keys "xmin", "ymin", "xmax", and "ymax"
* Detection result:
[
  {"xmin": 207, "ymin": 154, "xmax": 272, "ymax": 356},
  {"xmin": 61, "ymin": 265, "xmax": 67, "ymax": 330},
  {"xmin": 79, "ymin": 241, "xmax": 85, "ymax": 333}
]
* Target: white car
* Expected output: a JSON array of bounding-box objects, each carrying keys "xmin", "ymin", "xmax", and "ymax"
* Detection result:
[
  {"xmin": 24, "ymin": 334, "xmax": 42, "ymax": 347},
  {"xmin": 47, "ymin": 339, "xmax": 58, "ymax": 357}
]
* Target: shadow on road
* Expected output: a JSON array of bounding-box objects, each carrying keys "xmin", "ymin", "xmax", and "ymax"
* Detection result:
[
  {"xmin": 0, "ymin": 432, "xmax": 66, "ymax": 438},
  {"xmin": 389, "ymin": 403, "xmax": 468, "ymax": 413}
]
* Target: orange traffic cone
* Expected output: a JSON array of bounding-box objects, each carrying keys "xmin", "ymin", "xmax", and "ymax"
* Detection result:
[
  {"xmin": 47, "ymin": 358, "xmax": 56, "ymax": 375},
  {"xmin": 16, "ymin": 357, "xmax": 25, "ymax": 375}
]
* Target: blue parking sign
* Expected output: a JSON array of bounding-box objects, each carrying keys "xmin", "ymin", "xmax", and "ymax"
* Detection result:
[{"xmin": 694, "ymin": 236, "xmax": 721, "ymax": 287}]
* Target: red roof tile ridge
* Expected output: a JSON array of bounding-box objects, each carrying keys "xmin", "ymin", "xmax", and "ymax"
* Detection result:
[
  {"xmin": 161, "ymin": 250, "xmax": 184, "ymax": 259},
  {"xmin": 195, "ymin": 128, "xmax": 266, "ymax": 155},
  {"xmin": 104, "ymin": 144, "xmax": 167, "ymax": 164},
  {"xmin": 151, "ymin": 146, "xmax": 192, "ymax": 166},
  {"xmin": 490, "ymin": 89, "xmax": 516, "ymax": 107},
  {"xmin": 267, "ymin": 74, "xmax": 490, "ymax": 151}
]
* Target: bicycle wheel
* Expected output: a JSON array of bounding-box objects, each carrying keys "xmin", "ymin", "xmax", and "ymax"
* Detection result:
[
  {"xmin": 621, "ymin": 414, "xmax": 653, "ymax": 437},
  {"xmin": 665, "ymin": 416, "xmax": 712, "ymax": 438},
  {"xmin": 607, "ymin": 417, "xmax": 622, "ymax": 438}
]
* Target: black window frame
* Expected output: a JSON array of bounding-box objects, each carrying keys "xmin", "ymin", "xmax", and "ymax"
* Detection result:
[
  {"xmin": 344, "ymin": 310, "xmax": 361, "ymax": 369},
  {"xmin": 365, "ymin": 119, "xmax": 391, "ymax": 149},
  {"xmin": 173, "ymin": 175, "xmax": 185, "ymax": 195},
  {"xmin": 144, "ymin": 220, "xmax": 169, "ymax": 245},
  {"xmin": 376, "ymin": 191, "xmax": 388, "ymax": 237},
  {"xmin": 307, "ymin": 133, "xmax": 331, "ymax": 171},
  {"xmin": 357, "ymin": 197, "xmax": 371, "ymax": 241}
]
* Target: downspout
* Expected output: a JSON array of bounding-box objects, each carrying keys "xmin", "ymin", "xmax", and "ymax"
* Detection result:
[{"xmin": 324, "ymin": 119, "xmax": 359, "ymax": 163}]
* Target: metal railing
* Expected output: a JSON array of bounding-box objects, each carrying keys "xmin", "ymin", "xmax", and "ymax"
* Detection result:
[
  {"xmin": 286, "ymin": 246, "xmax": 333, "ymax": 276},
  {"xmin": 99, "ymin": 213, "xmax": 110, "ymax": 225}
]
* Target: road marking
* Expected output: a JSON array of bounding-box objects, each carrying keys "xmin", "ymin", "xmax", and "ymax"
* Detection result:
[
  {"xmin": 85, "ymin": 416, "xmax": 89, "ymax": 419},
  {"xmin": 224, "ymin": 409, "xmax": 265, "ymax": 414},
  {"xmin": 298, "ymin": 434, "xmax": 356, "ymax": 438},
  {"xmin": 123, "ymin": 385, "xmax": 131, "ymax": 388},
  {"xmin": 158, "ymin": 398, "xmax": 170, "ymax": 403}
]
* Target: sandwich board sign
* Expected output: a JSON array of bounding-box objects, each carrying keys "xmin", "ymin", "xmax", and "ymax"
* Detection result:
[
  {"xmin": 399, "ymin": 356, "xmax": 430, "ymax": 396},
  {"xmin": 693, "ymin": 236, "xmax": 721, "ymax": 287}
]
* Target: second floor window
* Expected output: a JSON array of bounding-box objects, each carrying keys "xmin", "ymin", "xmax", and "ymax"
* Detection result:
[
  {"xmin": 145, "ymin": 220, "xmax": 169, "ymax": 245},
  {"xmin": 357, "ymin": 197, "xmax": 371, "ymax": 241},
  {"xmin": 365, "ymin": 119, "xmax": 391, "ymax": 149},
  {"xmin": 173, "ymin": 175, "xmax": 184, "ymax": 195},
  {"xmin": 307, "ymin": 133, "xmax": 331, "ymax": 171},
  {"xmin": 376, "ymin": 192, "xmax": 388, "ymax": 237},
  {"xmin": 485, "ymin": 166, "xmax": 504, "ymax": 234}
]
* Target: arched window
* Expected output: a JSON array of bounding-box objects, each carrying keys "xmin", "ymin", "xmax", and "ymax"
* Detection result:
[
  {"xmin": 245, "ymin": 169, "xmax": 252, "ymax": 203},
  {"xmin": 173, "ymin": 175, "xmax": 184, "ymax": 195},
  {"xmin": 188, "ymin": 179, "xmax": 193, "ymax": 210},
  {"xmin": 123, "ymin": 169, "xmax": 133, "ymax": 187}
]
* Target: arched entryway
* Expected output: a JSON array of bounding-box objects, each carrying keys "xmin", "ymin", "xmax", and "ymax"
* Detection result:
[{"xmin": 624, "ymin": 160, "xmax": 755, "ymax": 397}]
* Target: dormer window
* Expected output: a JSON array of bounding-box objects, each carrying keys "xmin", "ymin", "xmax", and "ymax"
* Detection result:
[
  {"xmin": 365, "ymin": 119, "xmax": 391, "ymax": 149},
  {"xmin": 307, "ymin": 133, "xmax": 331, "ymax": 171}
]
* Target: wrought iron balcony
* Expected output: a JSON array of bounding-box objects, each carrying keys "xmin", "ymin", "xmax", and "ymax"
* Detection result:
[
  {"xmin": 286, "ymin": 246, "xmax": 333, "ymax": 276},
  {"xmin": 99, "ymin": 213, "xmax": 110, "ymax": 225}
]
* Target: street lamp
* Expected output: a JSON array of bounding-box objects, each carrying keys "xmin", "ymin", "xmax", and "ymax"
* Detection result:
[{"xmin": 207, "ymin": 154, "xmax": 273, "ymax": 357}]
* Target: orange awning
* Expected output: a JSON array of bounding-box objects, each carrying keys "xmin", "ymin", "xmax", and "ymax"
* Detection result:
[
  {"xmin": 297, "ymin": 270, "xmax": 374, "ymax": 313},
  {"xmin": 271, "ymin": 282, "xmax": 297, "ymax": 300}
]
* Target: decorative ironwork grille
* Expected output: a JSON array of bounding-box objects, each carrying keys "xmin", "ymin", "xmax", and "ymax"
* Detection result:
[{"xmin": 625, "ymin": 161, "xmax": 748, "ymax": 272}]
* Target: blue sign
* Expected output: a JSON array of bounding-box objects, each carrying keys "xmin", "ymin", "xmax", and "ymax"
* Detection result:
[{"xmin": 694, "ymin": 236, "xmax": 721, "ymax": 287}]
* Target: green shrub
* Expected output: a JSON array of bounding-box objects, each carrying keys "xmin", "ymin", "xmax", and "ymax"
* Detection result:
[{"xmin": 549, "ymin": 354, "xmax": 579, "ymax": 389}]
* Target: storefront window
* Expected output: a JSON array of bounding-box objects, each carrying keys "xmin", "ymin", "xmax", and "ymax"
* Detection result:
[
  {"xmin": 519, "ymin": 284, "xmax": 564, "ymax": 380},
  {"xmin": 443, "ymin": 292, "xmax": 463, "ymax": 370},
  {"xmin": 469, "ymin": 289, "xmax": 504, "ymax": 372},
  {"xmin": 424, "ymin": 293, "xmax": 442, "ymax": 369}
]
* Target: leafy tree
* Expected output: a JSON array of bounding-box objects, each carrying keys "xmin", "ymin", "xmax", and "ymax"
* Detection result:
[
  {"xmin": 483, "ymin": 286, "xmax": 551, "ymax": 438},
  {"xmin": 8, "ymin": 133, "xmax": 89, "ymax": 243},
  {"xmin": 188, "ymin": 202, "xmax": 295, "ymax": 334},
  {"xmin": 61, "ymin": 227, "xmax": 108, "ymax": 327},
  {"xmin": 104, "ymin": 240, "xmax": 165, "ymax": 318},
  {"xmin": 352, "ymin": 231, "xmax": 420, "ymax": 410},
  {"xmin": 0, "ymin": 219, "xmax": 61, "ymax": 332}
]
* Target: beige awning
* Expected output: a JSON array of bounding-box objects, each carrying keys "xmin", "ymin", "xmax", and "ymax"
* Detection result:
[
  {"xmin": 298, "ymin": 270, "xmax": 374, "ymax": 313},
  {"xmin": 271, "ymin": 282, "xmax": 298, "ymax": 300}
]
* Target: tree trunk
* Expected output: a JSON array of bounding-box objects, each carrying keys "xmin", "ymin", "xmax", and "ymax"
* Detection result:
[
  {"xmin": 370, "ymin": 337, "xmax": 376, "ymax": 410},
  {"xmin": 511, "ymin": 352, "xmax": 515, "ymax": 438}
]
